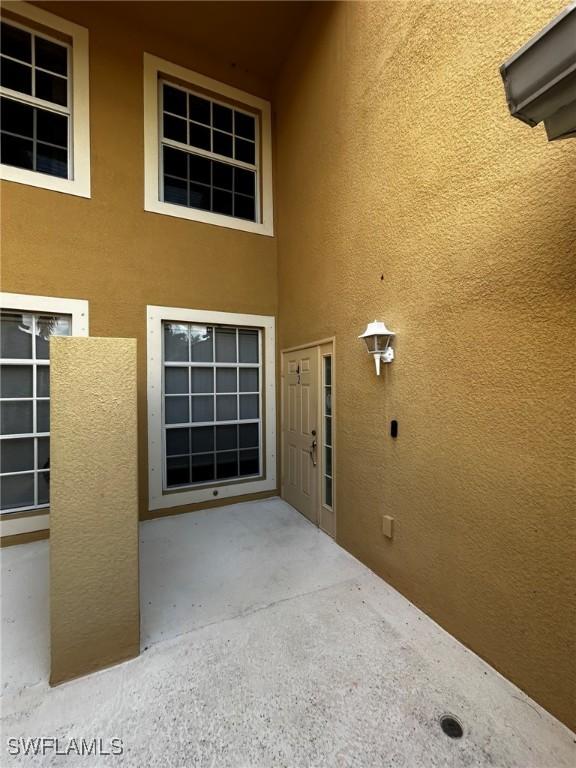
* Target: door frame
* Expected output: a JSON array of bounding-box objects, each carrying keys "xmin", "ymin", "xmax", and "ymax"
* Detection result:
[{"xmin": 280, "ymin": 337, "xmax": 336, "ymax": 538}]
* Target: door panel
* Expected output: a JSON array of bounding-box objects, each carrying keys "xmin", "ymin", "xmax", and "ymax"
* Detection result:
[
  {"xmin": 288, "ymin": 383, "xmax": 297, "ymax": 432},
  {"xmin": 301, "ymin": 383, "xmax": 311, "ymax": 434},
  {"xmin": 282, "ymin": 346, "xmax": 319, "ymax": 524},
  {"xmin": 288, "ymin": 444, "xmax": 297, "ymax": 487}
]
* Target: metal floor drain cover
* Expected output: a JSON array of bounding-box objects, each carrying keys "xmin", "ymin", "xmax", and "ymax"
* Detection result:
[{"xmin": 440, "ymin": 715, "xmax": 464, "ymax": 739}]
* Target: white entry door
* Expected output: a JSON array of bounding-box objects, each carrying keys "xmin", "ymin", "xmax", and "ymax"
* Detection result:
[
  {"xmin": 282, "ymin": 346, "xmax": 319, "ymax": 524},
  {"xmin": 282, "ymin": 342, "xmax": 335, "ymax": 536}
]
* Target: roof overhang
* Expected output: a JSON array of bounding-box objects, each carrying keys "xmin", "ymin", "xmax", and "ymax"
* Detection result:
[{"xmin": 500, "ymin": 2, "xmax": 576, "ymax": 141}]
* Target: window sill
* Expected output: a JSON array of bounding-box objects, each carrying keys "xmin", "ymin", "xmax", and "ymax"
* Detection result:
[
  {"xmin": 0, "ymin": 510, "xmax": 49, "ymax": 537},
  {"xmin": 150, "ymin": 475, "xmax": 276, "ymax": 511},
  {"xmin": 1, "ymin": 165, "xmax": 91, "ymax": 198}
]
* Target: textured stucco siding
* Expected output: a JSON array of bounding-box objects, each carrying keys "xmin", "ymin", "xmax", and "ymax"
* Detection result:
[
  {"xmin": 0, "ymin": 1, "xmax": 278, "ymax": 520},
  {"xmin": 274, "ymin": 1, "xmax": 576, "ymax": 729},
  {"xmin": 50, "ymin": 337, "xmax": 139, "ymax": 684}
]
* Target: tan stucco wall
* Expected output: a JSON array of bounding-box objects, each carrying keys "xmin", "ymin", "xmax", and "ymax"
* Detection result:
[
  {"xmin": 0, "ymin": 1, "xmax": 278, "ymax": 520},
  {"xmin": 274, "ymin": 1, "xmax": 576, "ymax": 729},
  {"xmin": 50, "ymin": 337, "xmax": 139, "ymax": 684}
]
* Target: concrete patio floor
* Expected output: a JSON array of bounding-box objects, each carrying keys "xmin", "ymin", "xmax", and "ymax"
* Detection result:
[{"xmin": 1, "ymin": 498, "xmax": 574, "ymax": 767}]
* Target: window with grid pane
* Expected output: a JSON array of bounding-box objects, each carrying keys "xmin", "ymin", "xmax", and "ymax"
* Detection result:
[
  {"xmin": 160, "ymin": 81, "xmax": 258, "ymax": 222},
  {"xmin": 163, "ymin": 322, "xmax": 261, "ymax": 488},
  {"xmin": 0, "ymin": 309, "xmax": 71, "ymax": 512},
  {"xmin": 0, "ymin": 19, "xmax": 70, "ymax": 178}
]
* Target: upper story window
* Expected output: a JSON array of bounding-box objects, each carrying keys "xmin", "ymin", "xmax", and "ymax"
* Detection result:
[
  {"xmin": 1, "ymin": 20, "xmax": 70, "ymax": 179},
  {"xmin": 161, "ymin": 82, "xmax": 258, "ymax": 223},
  {"xmin": 0, "ymin": 3, "xmax": 90, "ymax": 198},
  {"xmin": 144, "ymin": 54, "xmax": 273, "ymax": 236}
]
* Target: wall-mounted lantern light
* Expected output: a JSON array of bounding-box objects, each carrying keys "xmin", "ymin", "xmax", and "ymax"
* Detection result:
[{"xmin": 359, "ymin": 320, "xmax": 396, "ymax": 375}]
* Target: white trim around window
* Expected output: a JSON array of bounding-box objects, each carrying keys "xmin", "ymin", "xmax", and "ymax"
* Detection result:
[
  {"xmin": 0, "ymin": 292, "xmax": 89, "ymax": 537},
  {"xmin": 0, "ymin": 1, "xmax": 91, "ymax": 198},
  {"xmin": 147, "ymin": 306, "xmax": 277, "ymax": 510},
  {"xmin": 143, "ymin": 53, "xmax": 274, "ymax": 236}
]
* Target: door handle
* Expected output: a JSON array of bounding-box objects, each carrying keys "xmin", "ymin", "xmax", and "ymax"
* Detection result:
[{"xmin": 309, "ymin": 439, "xmax": 318, "ymax": 466}]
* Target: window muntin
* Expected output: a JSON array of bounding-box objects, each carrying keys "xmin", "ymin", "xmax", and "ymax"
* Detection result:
[
  {"xmin": 0, "ymin": 309, "xmax": 71, "ymax": 513},
  {"xmin": 160, "ymin": 81, "xmax": 258, "ymax": 223},
  {"xmin": 0, "ymin": 19, "xmax": 70, "ymax": 179},
  {"xmin": 323, "ymin": 355, "xmax": 333, "ymax": 509},
  {"xmin": 162, "ymin": 322, "xmax": 262, "ymax": 489}
]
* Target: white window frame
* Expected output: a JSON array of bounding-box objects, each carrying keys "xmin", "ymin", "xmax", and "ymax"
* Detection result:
[
  {"xmin": 0, "ymin": 1, "xmax": 90, "ymax": 198},
  {"xmin": 0, "ymin": 292, "xmax": 89, "ymax": 537},
  {"xmin": 143, "ymin": 53, "xmax": 274, "ymax": 237},
  {"xmin": 147, "ymin": 306, "xmax": 276, "ymax": 510}
]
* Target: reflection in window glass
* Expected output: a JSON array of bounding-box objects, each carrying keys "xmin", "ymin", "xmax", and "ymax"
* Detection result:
[
  {"xmin": 163, "ymin": 322, "xmax": 262, "ymax": 488},
  {"xmin": 215, "ymin": 328, "xmax": 236, "ymax": 363}
]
